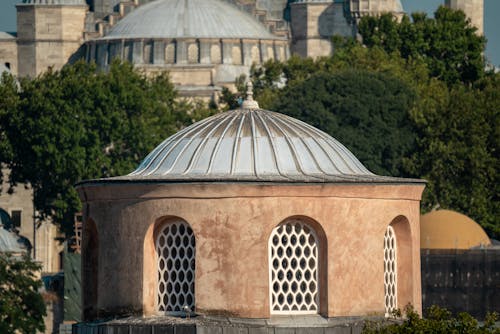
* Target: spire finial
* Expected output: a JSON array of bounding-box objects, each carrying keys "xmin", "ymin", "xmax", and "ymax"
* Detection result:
[{"xmin": 241, "ymin": 81, "xmax": 259, "ymax": 109}]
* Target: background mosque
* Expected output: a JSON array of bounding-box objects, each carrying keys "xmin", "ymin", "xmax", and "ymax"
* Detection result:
[{"xmin": 0, "ymin": 0, "xmax": 485, "ymax": 100}]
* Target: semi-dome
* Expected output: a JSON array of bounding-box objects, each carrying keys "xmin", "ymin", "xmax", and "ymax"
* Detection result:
[
  {"xmin": 100, "ymin": 0, "xmax": 279, "ymax": 40},
  {"xmin": 421, "ymin": 210, "xmax": 491, "ymax": 249}
]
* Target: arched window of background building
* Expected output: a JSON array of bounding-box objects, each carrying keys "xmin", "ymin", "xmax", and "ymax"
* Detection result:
[
  {"xmin": 210, "ymin": 44, "xmax": 221, "ymax": 64},
  {"xmin": 156, "ymin": 219, "xmax": 195, "ymax": 312},
  {"xmin": 384, "ymin": 225, "xmax": 397, "ymax": 316},
  {"xmin": 165, "ymin": 42, "xmax": 176, "ymax": 64},
  {"xmin": 269, "ymin": 219, "xmax": 319, "ymax": 314},
  {"xmin": 188, "ymin": 42, "xmax": 200, "ymax": 64}
]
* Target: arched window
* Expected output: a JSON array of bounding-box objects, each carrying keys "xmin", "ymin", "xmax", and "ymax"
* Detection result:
[
  {"xmin": 156, "ymin": 220, "xmax": 195, "ymax": 313},
  {"xmin": 188, "ymin": 42, "xmax": 199, "ymax": 64},
  {"xmin": 165, "ymin": 42, "xmax": 176, "ymax": 64},
  {"xmin": 269, "ymin": 220, "xmax": 319, "ymax": 314},
  {"xmin": 384, "ymin": 225, "xmax": 397, "ymax": 316}
]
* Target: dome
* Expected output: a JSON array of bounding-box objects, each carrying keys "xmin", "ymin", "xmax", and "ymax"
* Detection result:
[
  {"xmin": 100, "ymin": 0, "xmax": 279, "ymax": 41},
  {"xmin": 0, "ymin": 227, "xmax": 27, "ymax": 254},
  {"xmin": 116, "ymin": 101, "xmax": 423, "ymax": 183},
  {"xmin": 420, "ymin": 210, "xmax": 491, "ymax": 249}
]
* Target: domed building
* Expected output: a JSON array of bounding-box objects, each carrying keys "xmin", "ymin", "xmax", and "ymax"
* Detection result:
[
  {"xmin": 76, "ymin": 91, "xmax": 425, "ymax": 322},
  {"xmin": 85, "ymin": 0, "xmax": 289, "ymax": 99},
  {"xmin": 1, "ymin": 0, "xmax": 484, "ymax": 96},
  {"xmin": 420, "ymin": 210, "xmax": 491, "ymax": 249}
]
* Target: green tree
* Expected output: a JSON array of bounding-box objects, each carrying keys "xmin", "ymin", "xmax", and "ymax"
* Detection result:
[
  {"xmin": 1, "ymin": 60, "xmax": 208, "ymax": 235},
  {"xmin": 0, "ymin": 72, "xmax": 18, "ymax": 184},
  {"xmin": 405, "ymin": 74, "xmax": 500, "ymax": 238},
  {"xmin": 271, "ymin": 70, "xmax": 418, "ymax": 177},
  {"xmin": 358, "ymin": 6, "xmax": 486, "ymax": 86},
  {"xmin": 248, "ymin": 41, "xmax": 498, "ymax": 236},
  {"xmin": 363, "ymin": 305, "xmax": 500, "ymax": 334},
  {"xmin": 0, "ymin": 253, "xmax": 46, "ymax": 334}
]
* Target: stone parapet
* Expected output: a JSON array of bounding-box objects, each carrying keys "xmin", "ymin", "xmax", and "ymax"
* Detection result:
[{"xmin": 72, "ymin": 315, "xmax": 394, "ymax": 334}]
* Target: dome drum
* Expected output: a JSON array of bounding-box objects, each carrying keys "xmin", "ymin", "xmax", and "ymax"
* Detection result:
[
  {"xmin": 87, "ymin": 38, "xmax": 288, "ymax": 69},
  {"xmin": 86, "ymin": 38, "xmax": 288, "ymax": 93}
]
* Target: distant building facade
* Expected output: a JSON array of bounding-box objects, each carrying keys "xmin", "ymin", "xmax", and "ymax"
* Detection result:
[{"xmin": 0, "ymin": 0, "xmax": 485, "ymax": 96}]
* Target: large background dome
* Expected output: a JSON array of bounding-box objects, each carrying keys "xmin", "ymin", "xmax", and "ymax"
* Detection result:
[{"xmin": 101, "ymin": 0, "xmax": 279, "ymax": 40}]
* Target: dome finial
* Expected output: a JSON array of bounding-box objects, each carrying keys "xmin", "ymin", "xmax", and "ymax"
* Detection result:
[{"xmin": 241, "ymin": 81, "xmax": 259, "ymax": 109}]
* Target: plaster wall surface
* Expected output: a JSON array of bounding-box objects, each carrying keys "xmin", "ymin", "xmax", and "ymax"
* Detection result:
[{"xmin": 78, "ymin": 182, "xmax": 424, "ymax": 319}]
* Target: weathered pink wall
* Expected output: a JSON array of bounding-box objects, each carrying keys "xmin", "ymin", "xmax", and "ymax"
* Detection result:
[{"xmin": 78, "ymin": 182, "xmax": 424, "ymax": 319}]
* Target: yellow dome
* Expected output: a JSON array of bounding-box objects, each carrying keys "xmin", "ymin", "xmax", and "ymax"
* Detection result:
[{"xmin": 420, "ymin": 210, "xmax": 491, "ymax": 249}]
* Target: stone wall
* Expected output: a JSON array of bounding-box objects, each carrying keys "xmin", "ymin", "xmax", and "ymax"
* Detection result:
[
  {"xmin": 16, "ymin": 4, "xmax": 87, "ymax": 77},
  {"xmin": 445, "ymin": 0, "xmax": 484, "ymax": 34},
  {"xmin": 0, "ymin": 168, "xmax": 64, "ymax": 273},
  {"xmin": 290, "ymin": 2, "xmax": 352, "ymax": 58},
  {"xmin": 421, "ymin": 249, "xmax": 500, "ymax": 319},
  {"xmin": 0, "ymin": 36, "xmax": 18, "ymax": 76}
]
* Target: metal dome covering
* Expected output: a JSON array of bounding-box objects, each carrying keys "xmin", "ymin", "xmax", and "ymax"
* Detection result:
[
  {"xmin": 100, "ymin": 0, "xmax": 280, "ymax": 41},
  {"xmin": 121, "ymin": 104, "xmax": 418, "ymax": 183}
]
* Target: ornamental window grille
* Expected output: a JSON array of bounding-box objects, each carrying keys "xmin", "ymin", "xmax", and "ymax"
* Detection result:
[
  {"xmin": 156, "ymin": 220, "xmax": 195, "ymax": 313},
  {"xmin": 384, "ymin": 225, "xmax": 397, "ymax": 316},
  {"xmin": 269, "ymin": 220, "xmax": 319, "ymax": 314}
]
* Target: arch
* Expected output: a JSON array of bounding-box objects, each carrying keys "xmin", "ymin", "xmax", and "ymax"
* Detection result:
[
  {"xmin": 231, "ymin": 45, "xmax": 242, "ymax": 65},
  {"xmin": 385, "ymin": 215, "xmax": 412, "ymax": 314},
  {"xmin": 210, "ymin": 43, "xmax": 221, "ymax": 64},
  {"xmin": 165, "ymin": 41, "xmax": 176, "ymax": 64},
  {"xmin": 188, "ymin": 42, "xmax": 200, "ymax": 64},
  {"xmin": 250, "ymin": 45, "xmax": 260, "ymax": 64},
  {"xmin": 143, "ymin": 40, "xmax": 154, "ymax": 64},
  {"xmin": 144, "ymin": 216, "xmax": 196, "ymax": 315},
  {"xmin": 82, "ymin": 218, "xmax": 98, "ymax": 320},
  {"xmin": 268, "ymin": 216, "xmax": 327, "ymax": 316}
]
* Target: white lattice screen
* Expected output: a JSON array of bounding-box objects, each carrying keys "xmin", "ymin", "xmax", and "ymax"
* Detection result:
[
  {"xmin": 156, "ymin": 220, "xmax": 195, "ymax": 312},
  {"xmin": 384, "ymin": 225, "xmax": 397, "ymax": 316},
  {"xmin": 269, "ymin": 220, "xmax": 319, "ymax": 314}
]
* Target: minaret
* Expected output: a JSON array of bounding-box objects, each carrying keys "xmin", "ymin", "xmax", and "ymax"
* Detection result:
[
  {"xmin": 16, "ymin": 0, "xmax": 88, "ymax": 77},
  {"xmin": 445, "ymin": 0, "xmax": 484, "ymax": 35}
]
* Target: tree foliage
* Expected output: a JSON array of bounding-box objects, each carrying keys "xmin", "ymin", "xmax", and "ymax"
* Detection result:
[
  {"xmin": 0, "ymin": 60, "xmax": 213, "ymax": 235},
  {"xmin": 270, "ymin": 70, "xmax": 417, "ymax": 177},
  {"xmin": 363, "ymin": 305, "xmax": 500, "ymax": 334},
  {"xmin": 0, "ymin": 253, "xmax": 46, "ymax": 334},
  {"xmin": 405, "ymin": 74, "xmax": 500, "ymax": 237},
  {"xmin": 247, "ymin": 37, "xmax": 499, "ymax": 237},
  {"xmin": 358, "ymin": 6, "xmax": 486, "ymax": 86}
]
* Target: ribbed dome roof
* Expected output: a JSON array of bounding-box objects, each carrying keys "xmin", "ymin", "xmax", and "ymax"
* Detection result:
[
  {"xmin": 100, "ymin": 0, "xmax": 279, "ymax": 41},
  {"xmin": 119, "ymin": 106, "xmax": 419, "ymax": 183}
]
